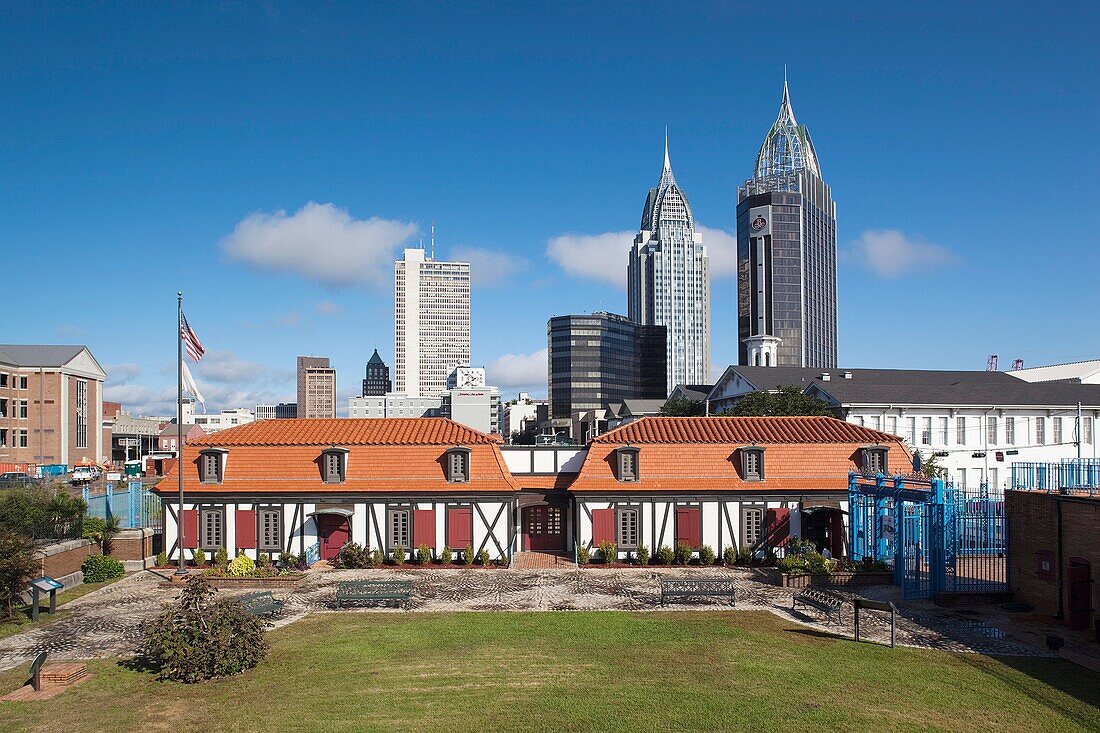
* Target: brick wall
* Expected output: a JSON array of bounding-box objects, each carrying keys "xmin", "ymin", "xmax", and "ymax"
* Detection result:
[
  {"xmin": 1008, "ymin": 490, "xmax": 1100, "ymax": 626},
  {"xmin": 38, "ymin": 539, "xmax": 99, "ymax": 580},
  {"xmin": 112, "ymin": 529, "xmax": 156, "ymax": 563}
]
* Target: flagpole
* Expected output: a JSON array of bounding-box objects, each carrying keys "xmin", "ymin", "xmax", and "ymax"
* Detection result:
[{"xmin": 175, "ymin": 291, "xmax": 187, "ymax": 576}]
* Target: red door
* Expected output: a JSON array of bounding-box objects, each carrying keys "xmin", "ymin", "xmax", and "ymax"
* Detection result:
[
  {"xmin": 317, "ymin": 514, "xmax": 350, "ymax": 561},
  {"xmin": 1067, "ymin": 560, "xmax": 1092, "ymax": 631},
  {"xmin": 524, "ymin": 506, "xmax": 564, "ymax": 551}
]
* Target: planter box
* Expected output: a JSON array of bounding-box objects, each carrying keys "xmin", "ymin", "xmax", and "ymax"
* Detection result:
[{"xmin": 774, "ymin": 571, "xmax": 894, "ymax": 589}]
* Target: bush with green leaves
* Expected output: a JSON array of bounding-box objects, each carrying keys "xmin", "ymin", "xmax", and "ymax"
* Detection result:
[
  {"xmin": 257, "ymin": 552, "xmax": 270, "ymax": 567},
  {"xmin": 475, "ymin": 549, "xmax": 490, "ymax": 566},
  {"xmin": 0, "ymin": 484, "xmax": 86, "ymax": 540},
  {"xmin": 227, "ymin": 552, "xmax": 255, "ymax": 577},
  {"xmin": 635, "ymin": 545, "xmax": 649, "ymax": 565},
  {"xmin": 738, "ymin": 547, "xmax": 753, "ymax": 565},
  {"xmin": 461, "ymin": 545, "xmax": 474, "ymax": 565},
  {"xmin": 787, "ymin": 537, "xmax": 818, "ymax": 557},
  {"xmin": 722, "ymin": 546, "xmax": 738, "ymax": 566},
  {"xmin": 0, "ymin": 528, "xmax": 39, "ymax": 620},
  {"xmin": 440, "ymin": 545, "xmax": 453, "ymax": 564},
  {"xmin": 415, "ymin": 544, "xmax": 432, "ymax": 564},
  {"xmin": 140, "ymin": 575, "xmax": 268, "ymax": 682},
  {"xmin": 698, "ymin": 545, "xmax": 716, "ymax": 566},
  {"xmin": 655, "ymin": 545, "xmax": 675, "ymax": 565},
  {"xmin": 278, "ymin": 551, "xmax": 298, "ymax": 568},
  {"xmin": 391, "ymin": 545, "xmax": 407, "ymax": 564},
  {"xmin": 597, "ymin": 540, "xmax": 616, "ymax": 565},
  {"xmin": 370, "ymin": 549, "xmax": 384, "ymax": 567},
  {"xmin": 193, "ymin": 548, "xmax": 207, "ymax": 567},
  {"xmin": 334, "ymin": 542, "xmax": 369, "ymax": 569},
  {"xmin": 155, "ymin": 551, "xmax": 168, "ymax": 567},
  {"xmin": 673, "ymin": 542, "xmax": 693, "ymax": 565},
  {"xmin": 213, "ymin": 546, "xmax": 230, "ymax": 570},
  {"xmin": 777, "ymin": 555, "xmax": 807, "ymax": 574},
  {"xmin": 81, "ymin": 553, "xmax": 124, "ymax": 583},
  {"xmin": 805, "ymin": 552, "xmax": 832, "ymax": 575},
  {"xmin": 576, "ymin": 545, "xmax": 590, "ymax": 565},
  {"xmin": 82, "ymin": 516, "xmax": 106, "ymax": 543}
]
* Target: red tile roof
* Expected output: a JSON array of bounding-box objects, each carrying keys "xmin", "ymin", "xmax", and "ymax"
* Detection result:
[
  {"xmin": 593, "ymin": 416, "xmax": 901, "ymax": 445},
  {"xmin": 192, "ymin": 418, "xmax": 501, "ymax": 447}
]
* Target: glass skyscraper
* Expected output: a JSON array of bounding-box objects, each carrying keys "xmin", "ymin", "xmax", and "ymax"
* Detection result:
[
  {"xmin": 737, "ymin": 80, "xmax": 837, "ymax": 368},
  {"xmin": 628, "ymin": 138, "xmax": 710, "ymax": 394}
]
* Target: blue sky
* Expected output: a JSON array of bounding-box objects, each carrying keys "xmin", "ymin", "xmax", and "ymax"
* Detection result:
[{"xmin": 2, "ymin": 2, "xmax": 1098, "ymax": 415}]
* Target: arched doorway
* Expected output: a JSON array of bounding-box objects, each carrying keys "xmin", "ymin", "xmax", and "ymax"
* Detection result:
[{"xmin": 313, "ymin": 509, "xmax": 353, "ymax": 561}]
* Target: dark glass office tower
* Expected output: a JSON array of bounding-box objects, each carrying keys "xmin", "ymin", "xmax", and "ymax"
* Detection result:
[
  {"xmin": 737, "ymin": 80, "xmax": 837, "ymax": 368},
  {"xmin": 547, "ymin": 313, "xmax": 666, "ymax": 419},
  {"xmin": 362, "ymin": 349, "xmax": 392, "ymax": 397}
]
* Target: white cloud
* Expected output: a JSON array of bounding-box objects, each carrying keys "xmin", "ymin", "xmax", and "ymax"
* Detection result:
[
  {"xmin": 486, "ymin": 348, "xmax": 547, "ymax": 390},
  {"xmin": 546, "ymin": 231, "xmax": 634, "ymax": 288},
  {"xmin": 546, "ymin": 226, "xmax": 737, "ymax": 288},
  {"xmin": 221, "ymin": 202, "xmax": 418, "ymax": 288},
  {"xmin": 844, "ymin": 229, "xmax": 959, "ymax": 278},
  {"xmin": 450, "ymin": 245, "xmax": 527, "ymax": 287},
  {"xmin": 104, "ymin": 363, "xmax": 142, "ymax": 385},
  {"xmin": 313, "ymin": 300, "xmax": 344, "ymax": 316},
  {"xmin": 196, "ymin": 350, "xmax": 293, "ymax": 387}
]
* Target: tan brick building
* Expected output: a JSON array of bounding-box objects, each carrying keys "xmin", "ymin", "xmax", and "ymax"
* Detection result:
[
  {"xmin": 296, "ymin": 355, "xmax": 336, "ymax": 419},
  {"xmin": 0, "ymin": 345, "xmax": 107, "ymax": 468}
]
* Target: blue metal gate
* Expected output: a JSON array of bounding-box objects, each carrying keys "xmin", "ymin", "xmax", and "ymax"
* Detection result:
[{"xmin": 83, "ymin": 481, "xmax": 163, "ymax": 529}]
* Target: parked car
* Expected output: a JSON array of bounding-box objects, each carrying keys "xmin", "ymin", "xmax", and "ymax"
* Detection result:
[
  {"xmin": 0, "ymin": 471, "xmax": 36, "ymax": 489},
  {"xmin": 70, "ymin": 467, "xmax": 98, "ymax": 484}
]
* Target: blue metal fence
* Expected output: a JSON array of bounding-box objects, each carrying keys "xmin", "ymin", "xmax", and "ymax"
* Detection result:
[
  {"xmin": 83, "ymin": 481, "xmax": 162, "ymax": 529},
  {"xmin": 1011, "ymin": 460, "xmax": 1100, "ymax": 495}
]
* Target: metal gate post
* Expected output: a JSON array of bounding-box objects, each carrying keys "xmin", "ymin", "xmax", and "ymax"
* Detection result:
[
  {"xmin": 893, "ymin": 476, "xmax": 905, "ymax": 588},
  {"xmin": 848, "ymin": 473, "xmax": 861, "ymax": 561},
  {"xmin": 931, "ymin": 478, "xmax": 947, "ymax": 594},
  {"xmin": 105, "ymin": 481, "xmax": 113, "ymax": 520},
  {"xmin": 875, "ymin": 474, "xmax": 889, "ymax": 561}
]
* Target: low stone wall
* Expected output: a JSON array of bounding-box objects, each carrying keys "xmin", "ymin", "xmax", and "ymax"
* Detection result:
[
  {"xmin": 775, "ymin": 571, "xmax": 894, "ymax": 589},
  {"xmin": 112, "ymin": 528, "xmax": 159, "ymax": 571},
  {"xmin": 38, "ymin": 539, "xmax": 98, "ymax": 590}
]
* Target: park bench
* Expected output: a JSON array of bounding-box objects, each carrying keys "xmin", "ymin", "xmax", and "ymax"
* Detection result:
[
  {"xmin": 792, "ymin": 587, "xmax": 846, "ymax": 624},
  {"xmin": 658, "ymin": 578, "xmax": 736, "ymax": 607},
  {"xmin": 336, "ymin": 580, "xmax": 412, "ymax": 609},
  {"xmin": 236, "ymin": 591, "xmax": 284, "ymax": 617}
]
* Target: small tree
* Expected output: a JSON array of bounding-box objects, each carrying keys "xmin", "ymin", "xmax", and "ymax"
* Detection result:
[
  {"xmin": 722, "ymin": 386, "xmax": 834, "ymax": 417},
  {"xmin": 660, "ymin": 397, "xmax": 706, "ymax": 417},
  {"xmin": 0, "ymin": 529, "xmax": 39, "ymax": 620}
]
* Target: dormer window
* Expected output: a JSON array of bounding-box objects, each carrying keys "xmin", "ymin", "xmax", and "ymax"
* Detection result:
[
  {"xmin": 446, "ymin": 447, "xmax": 471, "ymax": 483},
  {"xmin": 862, "ymin": 446, "xmax": 889, "ymax": 474},
  {"xmin": 740, "ymin": 447, "xmax": 766, "ymax": 481},
  {"xmin": 616, "ymin": 446, "xmax": 640, "ymax": 482},
  {"xmin": 199, "ymin": 449, "xmax": 227, "ymax": 484},
  {"xmin": 321, "ymin": 447, "xmax": 348, "ymax": 484}
]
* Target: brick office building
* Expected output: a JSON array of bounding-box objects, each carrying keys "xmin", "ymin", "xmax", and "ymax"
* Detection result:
[{"xmin": 0, "ymin": 345, "xmax": 107, "ymax": 468}]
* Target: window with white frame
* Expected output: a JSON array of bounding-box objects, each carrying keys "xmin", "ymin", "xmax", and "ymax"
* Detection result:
[
  {"xmin": 862, "ymin": 446, "xmax": 889, "ymax": 474},
  {"xmin": 18, "ymin": 376, "xmax": 27, "ymax": 389},
  {"xmin": 956, "ymin": 416, "xmax": 966, "ymax": 445},
  {"xmin": 989, "ymin": 468, "xmax": 999, "ymax": 490},
  {"xmin": 258, "ymin": 508, "xmax": 282, "ymax": 552},
  {"xmin": 0, "ymin": 429, "xmax": 7, "ymax": 448},
  {"xmin": 0, "ymin": 398, "xmax": 6, "ymax": 418},
  {"xmin": 1085, "ymin": 417, "xmax": 1094, "ymax": 445},
  {"xmin": 200, "ymin": 452, "xmax": 222, "ymax": 484},
  {"xmin": 447, "ymin": 448, "xmax": 470, "ymax": 483},
  {"xmin": 938, "ymin": 417, "xmax": 948, "ymax": 445},
  {"xmin": 1036, "ymin": 417, "xmax": 1046, "ymax": 444},
  {"xmin": 869, "ymin": 415, "xmax": 881, "ymax": 431},
  {"xmin": 957, "ymin": 468, "xmax": 967, "ymax": 488},
  {"xmin": 617, "ymin": 507, "xmax": 640, "ymax": 549},
  {"xmin": 75, "ymin": 380, "xmax": 87, "ymax": 449},
  {"xmin": 322, "ymin": 449, "xmax": 345, "ymax": 484},
  {"xmin": 617, "ymin": 447, "xmax": 639, "ymax": 482},
  {"xmin": 1006, "ymin": 417, "xmax": 1015, "ymax": 445},
  {"xmin": 987, "ymin": 417, "xmax": 998, "ymax": 445},
  {"xmin": 887, "ymin": 416, "xmax": 898, "ymax": 436},
  {"xmin": 742, "ymin": 507, "xmax": 764, "ymax": 548},
  {"xmin": 1053, "ymin": 417, "xmax": 1062, "ymax": 444},
  {"xmin": 199, "ymin": 508, "xmax": 224, "ymax": 550},
  {"xmin": 388, "ymin": 508, "xmax": 411, "ymax": 548},
  {"xmin": 17, "ymin": 400, "xmax": 27, "ymax": 419},
  {"xmin": 905, "ymin": 417, "xmax": 916, "ymax": 445},
  {"xmin": 15, "ymin": 429, "xmax": 27, "ymax": 447},
  {"xmin": 921, "ymin": 417, "xmax": 932, "ymax": 445}
]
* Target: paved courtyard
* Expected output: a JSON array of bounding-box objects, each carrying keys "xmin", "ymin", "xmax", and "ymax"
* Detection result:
[{"xmin": 0, "ymin": 566, "xmax": 1047, "ymax": 672}]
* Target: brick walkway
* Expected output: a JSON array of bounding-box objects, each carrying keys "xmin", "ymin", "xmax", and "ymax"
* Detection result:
[
  {"xmin": 511, "ymin": 552, "xmax": 575, "ymax": 569},
  {"xmin": 0, "ymin": 567, "xmax": 1050, "ymax": 673}
]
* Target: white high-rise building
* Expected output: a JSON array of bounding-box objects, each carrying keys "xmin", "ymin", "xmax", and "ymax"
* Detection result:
[
  {"xmin": 394, "ymin": 247, "xmax": 471, "ymax": 398},
  {"xmin": 627, "ymin": 136, "xmax": 710, "ymax": 394}
]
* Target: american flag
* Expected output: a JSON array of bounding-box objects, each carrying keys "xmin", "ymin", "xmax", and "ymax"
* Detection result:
[{"xmin": 180, "ymin": 311, "xmax": 205, "ymax": 362}]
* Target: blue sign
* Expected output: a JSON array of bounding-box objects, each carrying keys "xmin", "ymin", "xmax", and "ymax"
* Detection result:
[{"xmin": 30, "ymin": 577, "xmax": 63, "ymax": 592}]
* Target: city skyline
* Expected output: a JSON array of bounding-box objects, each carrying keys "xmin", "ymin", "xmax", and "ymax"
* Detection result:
[{"xmin": 3, "ymin": 5, "xmax": 1098, "ymax": 415}]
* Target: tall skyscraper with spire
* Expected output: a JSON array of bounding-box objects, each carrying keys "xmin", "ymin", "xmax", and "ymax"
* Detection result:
[
  {"xmin": 737, "ymin": 78, "xmax": 837, "ymax": 368},
  {"xmin": 627, "ymin": 135, "xmax": 710, "ymax": 394}
]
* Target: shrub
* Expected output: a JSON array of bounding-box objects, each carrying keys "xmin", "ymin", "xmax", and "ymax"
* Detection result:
[
  {"xmin": 370, "ymin": 549, "xmax": 384, "ymax": 567},
  {"xmin": 597, "ymin": 540, "xmax": 617, "ymax": 565},
  {"xmin": 635, "ymin": 545, "xmax": 650, "ymax": 565},
  {"xmin": 140, "ymin": 575, "xmax": 268, "ymax": 682},
  {"xmin": 335, "ymin": 542, "xmax": 369, "ymax": 569},
  {"xmin": 257, "ymin": 552, "xmax": 270, "ymax": 567},
  {"xmin": 576, "ymin": 545, "xmax": 590, "ymax": 565},
  {"xmin": 82, "ymin": 516, "xmax": 106, "ymax": 543},
  {"xmin": 155, "ymin": 551, "xmax": 168, "ymax": 567},
  {"xmin": 475, "ymin": 549, "xmax": 490, "ymax": 566},
  {"xmin": 494, "ymin": 554, "xmax": 510, "ymax": 567},
  {"xmin": 722, "ymin": 546, "xmax": 738, "ymax": 566},
  {"xmin": 461, "ymin": 545, "xmax": 474, "ymax": 565},
  {"xmin": 777, "ymin": 555, "xmax": 807, "ymax": 573},
  {"xmin": 698, "ymin": 545, "xmax": 716, "ymax": 566},
  {"xmin": 765, "ymin": 550, "xmax": 778, "ymax": 566},
  {"xmin": 227, "ymin": 552, "xmax": 256, "ymax": 577},
  {"xmin": 787, "ymin": 537, "xmax": 818, "ymax": 557},
  {"xmin": 391, "ymin": 546, "xmax": 407, "ymax": 565},
  {"xmin": 655, "ymin": 545, "xmax": 675, "ymax": 565},
  {"xmin": 0, "ymin": 529, "xmax": 39, "ymax": 620},
  {"xmin": 193, "ymin": 548, "xmax": 206, "ymax": 567},
  {"xmin": 0, "ymin": 484, "xmax": 86, "ymax": 540},
  {"xmin": 278, "ymin": 551, "xmax": 298, "ymax": 567},
  {"xmin": 738, "ymin": 547, "xmax": 753, "ymax": 565},
  {"xmin": 440, "ymin": 545, "xmax": 453, "ymax": 564},
  {"xmin": 213, "ymin": 546, "xmax": 230, "ymax": 570},
  {"xmin": 82, "ymin": 554, "xmax": 124, "ymax": 583},
  {"xmin": 673, "ymin": 542, "xmax": 693, "ymax": 565},
  {"xmin": 805, "ymin": 552, "xmax": 832, "ymax": 575},
  {"xmin": 415, "ymin": 544, "xmax": 432, "ymax": 565}
]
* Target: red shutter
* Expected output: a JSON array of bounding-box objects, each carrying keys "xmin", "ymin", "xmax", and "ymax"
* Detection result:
[
  {"xmin": 765, "ymin": 508, "xmax": 790, "ymax": 548},
  {"xmin": 592, "ymin": 508, "xmax": 615, "ymax": 544},
  {"xmin": 675, "ymin": 507, "xmax": 702, "ymax": 549},
  {"xmin": 181, "ymin": 509, "xmax": 198, "ymax": 549},
  {"xmin": 413, "ymin": 508, "xmax": 436, "ymax": 548},
  {"xmin": 235, "ymin": 509, "xmax": 257, "ymax": 549},
  {"xmin": 446, "ymin": 507, "xmax": 473, "ymax": 548}
]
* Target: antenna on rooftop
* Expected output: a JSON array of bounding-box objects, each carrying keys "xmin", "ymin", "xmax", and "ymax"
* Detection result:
[
  {"xmin": 1011, "ymin": 358, "xmax": 1024, "ymax": 370},
  {"xmin": 986, "ymin": 354, "xmax": 999, "ymax": 371}
]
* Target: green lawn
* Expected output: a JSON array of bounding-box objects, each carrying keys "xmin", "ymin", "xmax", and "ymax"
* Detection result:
[
  {"xmin": 0, "ymin": 580, "xmax": 122, "ymax": 641},
  {"xmin": 0, "ymin": 611, "xmax": 1097, "ymax": 733}
]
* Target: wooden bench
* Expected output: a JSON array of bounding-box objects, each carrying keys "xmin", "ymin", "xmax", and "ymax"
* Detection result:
[
  {"xmin": 336, "ymin": 580, "xmax": 412, "ymax": 609},
  {"xmin": 236, "ymin": 591, "xmax": 284, "ymax": 617},
  {"xmin": 658, "ymin": 578, "xmax": 736, "ymax": 607},
  {"xmin": 792, "ymin": 588, "xmax": 846, "ymax": 624}
]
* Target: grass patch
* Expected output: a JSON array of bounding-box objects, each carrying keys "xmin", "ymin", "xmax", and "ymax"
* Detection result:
[
  {"xmin": 0, "ymin": 579, "xmax": 122, "ymax": 641},
  {"xmin": 0, "ymin": 611, "xmax": 1097, "ymax": 732}
]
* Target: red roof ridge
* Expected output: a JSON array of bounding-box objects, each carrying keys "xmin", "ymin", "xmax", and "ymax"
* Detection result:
[
  {"xmin": 190, "ymin": 417, "xmax": 499, "ymax": 447},
  {"xmin": 591, "ymin": 415, "xmax": 906, "ymax": 445}
]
